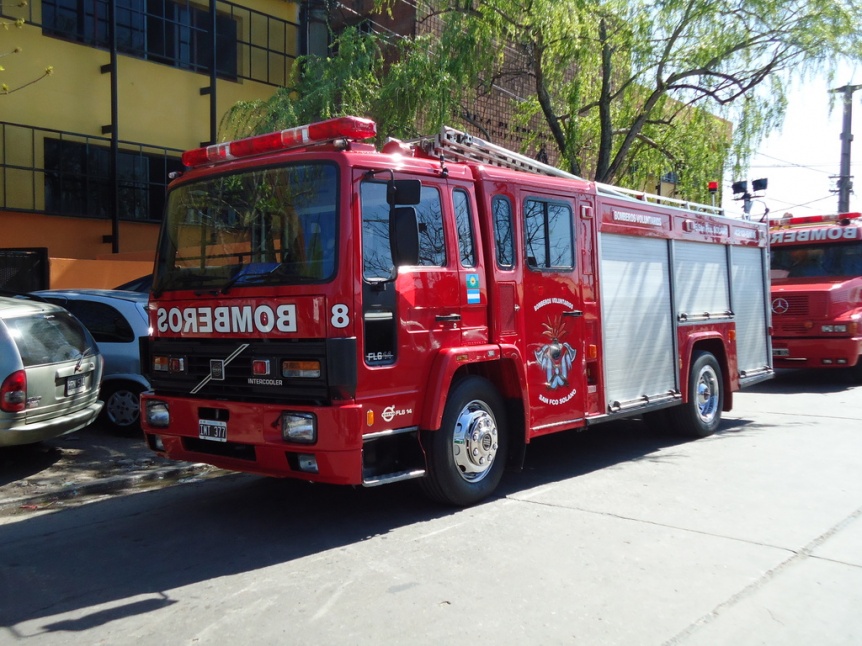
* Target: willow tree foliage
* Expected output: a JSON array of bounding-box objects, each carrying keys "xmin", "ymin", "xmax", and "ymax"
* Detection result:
[{"xmin": 222, "ymin": 0, "xmax": 861, "ymax": 200}]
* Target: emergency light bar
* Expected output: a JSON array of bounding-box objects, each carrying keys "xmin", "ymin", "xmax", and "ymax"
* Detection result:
[
  {"xmin": 182, "ymin": 116, "xmax": 377, "ymax": 168},
  {"xmin": 769, "ymin": 212, "xmax": 860, "ymax": 228}
]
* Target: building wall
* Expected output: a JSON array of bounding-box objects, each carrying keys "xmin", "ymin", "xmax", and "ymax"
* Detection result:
[
  {"xmin": 0, "ymin": 211, "xmax": 159, "ymax": 259},
  {"xmin": 2, "ymin": 0, "xmax": 296, "ymax": 149},
  {"xmin": 0, "ymin": 0, "xmax": 300, "ymax": 281}
]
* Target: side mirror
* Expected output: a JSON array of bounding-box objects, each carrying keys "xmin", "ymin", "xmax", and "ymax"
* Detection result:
[
  {"xmin": 390, "ymin": 206, "xmax": 419, "ymax": 267},
  {"xmin": 387, "ymin": 179, "xmax": 421, "ymax": 206}
]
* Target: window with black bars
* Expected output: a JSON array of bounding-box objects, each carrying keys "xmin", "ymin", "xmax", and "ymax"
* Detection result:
[
  {"xmin": 39, "ymin": 0, "xmax": 301, "ymax": 83},
  {"xmin": 43, "ymin": 138, "xmax": 182, "ymax": 222}
]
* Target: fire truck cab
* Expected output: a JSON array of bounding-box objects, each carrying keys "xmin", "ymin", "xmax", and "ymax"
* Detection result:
[
  {"xmin": 769, "ymin": 212, "xmax": 862, "ymax": 381},
  {"xmin": 141, "ymin": 117, "xmax": 772, "ymax": 506}
]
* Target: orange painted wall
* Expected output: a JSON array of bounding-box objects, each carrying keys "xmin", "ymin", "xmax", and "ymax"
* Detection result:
[
  {"xmin": 2, "ymin": 209, "xmax": 156, "ymax": 288},
  {"xmin": 1, "ymin": 209, "xmax": 159, "ymax": 259},
  {"xmin": 50, "ymin": 258, "xmax": 153, "ymax": 289}
]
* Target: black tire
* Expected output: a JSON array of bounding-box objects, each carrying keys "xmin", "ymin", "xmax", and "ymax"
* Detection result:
[
  {"xmin": 419, "ymin": 376, "xmax": 508, "ymax": 506},
  {"xmin": 849, "ymin": 357, "xmax": 862, "ymax": 385},
  {"xmin": 667, "ymin": 351, "xmax": 723, "ymax": 438},
  {"xmin": 100, "ymin": 382, "xmax": 144, "ymax": 433}
]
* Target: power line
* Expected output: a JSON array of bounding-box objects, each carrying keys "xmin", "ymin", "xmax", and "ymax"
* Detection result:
[
  {"xmin": 753, "ymin": 152, "xmax": 837, "ymax": 174},
  {"xmin": 749, "ymin": 162, "xmax": 860, "ymax": 170}
]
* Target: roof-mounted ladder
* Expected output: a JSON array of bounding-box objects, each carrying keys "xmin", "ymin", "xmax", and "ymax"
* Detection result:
[{"xmin": 422, "ymin": 126, "xmax": 724, "ymax": 217}]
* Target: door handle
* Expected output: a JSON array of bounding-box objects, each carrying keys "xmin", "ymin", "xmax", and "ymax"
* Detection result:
[
  {"xmin": 562, "ymin": 310, "xmax": 584, "ymax": 318},
  {"xmin": 436, "ymin": 314, "xmax": 462, "ymax": 322}
]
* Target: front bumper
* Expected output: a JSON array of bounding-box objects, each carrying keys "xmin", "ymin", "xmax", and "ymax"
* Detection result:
[
  {"xmin": 772, "ymin": 336, "xmax": 862, "ymax": 368},
  {"xmin": 140, "ymin": 393, "xmax": 365, "ymax": 484}
]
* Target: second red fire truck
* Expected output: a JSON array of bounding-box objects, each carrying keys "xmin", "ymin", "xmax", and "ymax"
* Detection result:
[
  {"xmin": 141, "ymin": 117, "xmax": 773, "ymax": 505},
  {"xmin": 769, "ymin": 212, "xmax": 862, "ymax": 381}
]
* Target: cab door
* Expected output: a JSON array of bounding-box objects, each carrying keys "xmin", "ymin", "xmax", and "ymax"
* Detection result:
[
  {"xmin": 519, "ymin": 193, "xmax": 587, "ymax": 435},
  {"xmin": 358, "ymin": 177, "xmax": 462, "ymax": 428}
]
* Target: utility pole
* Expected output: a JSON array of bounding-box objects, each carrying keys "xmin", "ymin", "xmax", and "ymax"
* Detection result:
[{"xmin": 830, "ymin": 83, "xmax": 862, "ymax": 213}]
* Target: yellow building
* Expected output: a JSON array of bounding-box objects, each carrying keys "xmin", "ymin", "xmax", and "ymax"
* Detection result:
[{"xmin": 0, "ymin": 0, "xmax": 303, "ymax": 287}]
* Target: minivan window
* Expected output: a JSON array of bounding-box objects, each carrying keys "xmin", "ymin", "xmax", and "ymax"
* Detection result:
[
  {"xmin": 45, "ymin": 300, "xmax": 135, "ymax": 344},
  {"xmin": 4, "ymin": 312, "xmax": 90, "ymax": 366}
]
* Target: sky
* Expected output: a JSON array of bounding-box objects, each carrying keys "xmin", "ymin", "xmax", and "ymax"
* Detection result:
[{"xmin": 721, "ymin": 62, "xmax": 862, "ymax": 220}]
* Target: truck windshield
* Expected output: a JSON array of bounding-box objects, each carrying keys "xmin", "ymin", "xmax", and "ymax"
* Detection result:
[
  {"xmin": 155, "ymin": 163, "xmax": 338, "ymax": 292},
  {"xmin": 770, "ymin": 241, "xmax": 862, "ymax": 279}
]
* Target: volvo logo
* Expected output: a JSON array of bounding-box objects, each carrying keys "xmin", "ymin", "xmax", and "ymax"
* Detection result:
[
  {"xmin": 772, "ymin": 298, "xmax": 789, "ymax": 315},
  {"xmin": 210, "ymin": 359, "xmax": 225, "ymax": 381},
  {"xmin": 190, "ymin": 344, "xmax": 250, "ymax": 394}
]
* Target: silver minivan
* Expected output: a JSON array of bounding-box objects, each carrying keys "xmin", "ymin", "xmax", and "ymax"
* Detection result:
[{"xmin": 0, "ymin": 296, "xmax": 104, "ymax": 446}]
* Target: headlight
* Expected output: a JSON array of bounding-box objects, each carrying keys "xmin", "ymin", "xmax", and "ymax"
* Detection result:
[
  {"xmin": 281, "ymin": 412, "xmax": 317, "ymax": 443},
  {"xmin": 146, "ymin": 400, "xmax": 170, "ymax": 427}
]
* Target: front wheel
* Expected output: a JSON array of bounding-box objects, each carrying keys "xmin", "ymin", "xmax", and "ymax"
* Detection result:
[
  {"xmin": 667, "ymin": 351, "xmax": 723, "ymax": 438},
  {"xmin": 419, "ymin": 376, "xmax": 508, "ymax": 506}
]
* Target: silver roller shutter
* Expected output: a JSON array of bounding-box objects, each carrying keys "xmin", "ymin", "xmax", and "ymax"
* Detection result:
[
  {"xmin": 731, "ymin": 245, "xmax": 771, "ymax": 378},
  {"xmin": 599, "ymin": 234, "xmax": 676, "ymax": 409},
  {"xmin": 673, "ymin": 240, "xmax": 731, "ymax": 318}
]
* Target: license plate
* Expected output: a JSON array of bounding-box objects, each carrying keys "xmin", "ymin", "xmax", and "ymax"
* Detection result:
[
  {"xmin": 66, "ymin": 374, "xmax": 87, "ymax": 396},
  {"xmin": 199, "ymin": 419, "xmax": 227, "ymax": 442},
  {"xmin": 772, "ymin": 348, "xmax": 790, "ymax": 357}
]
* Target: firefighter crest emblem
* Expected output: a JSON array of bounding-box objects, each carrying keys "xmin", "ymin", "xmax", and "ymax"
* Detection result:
[{"xmin": 534, "ymin": 315, "xmax": 577, "ymax": 393}]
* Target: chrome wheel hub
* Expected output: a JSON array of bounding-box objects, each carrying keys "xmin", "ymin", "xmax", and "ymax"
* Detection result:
[
  {"xmin": 695, "ymin": 366, "xmax": 719, "ymax": 425},
  {"xmin": 451, "ymin": 400, "xmax": 499, "ymax": 483}
]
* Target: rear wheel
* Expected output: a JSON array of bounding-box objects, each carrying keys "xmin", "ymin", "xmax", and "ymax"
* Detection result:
[
  {"xmin": 667, "ymin": 351, "xmax": 723, "ymax": 438},
  {"xmin": 420, "ymin": 376, "xmax": 508, "ymax": 506},
  {"xmin": 100, "ymin": 382, "xmax": 144, "ymax": 433}
]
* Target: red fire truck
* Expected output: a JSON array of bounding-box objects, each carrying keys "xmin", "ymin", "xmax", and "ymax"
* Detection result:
[
  {"xmin": 769, "ymin": 212, "xmax": 862, "ymax": 381},
  {"xmin": 141, "ymin": 116, "xmax": 773, "ymax": 505}
]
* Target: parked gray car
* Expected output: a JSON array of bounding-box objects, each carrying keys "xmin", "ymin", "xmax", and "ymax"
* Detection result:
[
  {"xmin": 0, "ymin": 296, "xmax": 104, "ymax": 446},
  {"xmin": 34, "ymin": 289, "xmax": 150, "ymax": 432}
]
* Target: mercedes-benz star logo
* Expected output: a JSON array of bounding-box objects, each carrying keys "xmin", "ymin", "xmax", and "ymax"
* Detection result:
[{"xmin": 772, "ymin": 298, "xmax": 789, "ymax": 315}]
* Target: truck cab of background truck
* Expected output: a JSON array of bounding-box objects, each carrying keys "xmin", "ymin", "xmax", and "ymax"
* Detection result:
[{"xmin": 769, "ymin": 212, "xmax": 862, "ymax": 382}]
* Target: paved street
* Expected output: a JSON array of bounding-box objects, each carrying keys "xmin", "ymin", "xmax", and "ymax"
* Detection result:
[{"xmin": 1, "ymin": 369, "xmax": 860, "ymax": 645}]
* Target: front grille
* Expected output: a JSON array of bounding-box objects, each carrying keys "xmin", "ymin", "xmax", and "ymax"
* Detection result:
[
  {"xmin": 149, "ymin": 338, "xmax": 335, "ymax": 404},
  {"xmin": 774, "ymin": 322, "xmax": 811, "ymax": 334},
  {"xmin": 772, "ymin": 292, "xmax": 832, "ymax": 319},
  {"xmin": 772, "ymin": 294, "xmax": 808, "ymax": 317}
]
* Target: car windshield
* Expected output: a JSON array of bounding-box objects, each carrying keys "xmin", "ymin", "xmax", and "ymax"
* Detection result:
[
  {"xmin": 4, "ymin": 311, "xmax": 92, "ymax": 367},
  {"xmin": 155, "ymin": 162, "xmax": 338, "ymax": 292},
  {"xmin": 770, "ymin": 241, "xmax": 862, "ymax": 279}
]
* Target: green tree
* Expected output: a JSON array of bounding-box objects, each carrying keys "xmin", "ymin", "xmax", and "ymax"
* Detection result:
[{"xmin": 222, "ymin": 0, "xmax": 862, "ymax": 201}]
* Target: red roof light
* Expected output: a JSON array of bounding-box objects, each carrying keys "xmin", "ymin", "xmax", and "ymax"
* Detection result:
[
  {"xmin": 769, "ymin": 212, "xmax": 861, "ymax": 228},
  {"xmin": 182, "ymin": 116, "xmax": 377, "ymax": 168}
]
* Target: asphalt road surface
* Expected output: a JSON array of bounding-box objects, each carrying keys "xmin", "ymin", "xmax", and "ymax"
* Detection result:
[{"xmin": 1, "ymin": 369, "xmax": 861, "ymax": 645}]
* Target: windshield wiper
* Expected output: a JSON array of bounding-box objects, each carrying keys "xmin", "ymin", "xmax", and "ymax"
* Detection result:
[
  {"xmin": 75, "ymin": 346, "xmax": 95, "ymax": 373},
  {"xmin": 221, "ymin": 264, "xmax": 319, "ymax": 293},
  {"xmin": 153, "ymin": 273, "xmax": 223, "ymax": 297}
]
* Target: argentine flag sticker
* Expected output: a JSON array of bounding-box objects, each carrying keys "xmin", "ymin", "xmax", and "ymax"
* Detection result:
[{"xmin": 466, "ymin": 273, "xmax": 481, "ymax": 304}]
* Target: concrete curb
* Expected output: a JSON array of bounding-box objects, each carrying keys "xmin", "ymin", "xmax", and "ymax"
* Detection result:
[{"xmin": 0, "ymin": 462, "xmax": 215, "ymax": 513}]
